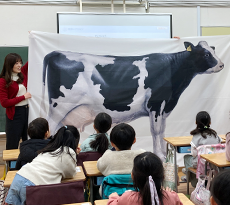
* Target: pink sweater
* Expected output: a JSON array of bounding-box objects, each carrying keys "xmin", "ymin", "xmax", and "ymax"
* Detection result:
[{"xmin": 108, "ymin": 190, "xmax": 183, "ymax": 205}]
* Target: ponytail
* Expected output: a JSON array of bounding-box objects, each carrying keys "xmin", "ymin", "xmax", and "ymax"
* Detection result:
[
  {"xmin": 38, "ymin": 125, "xmax": 80, "ymax": 161},
  {"xmin": 90, "ymin": 133, "xmax": 109, "ymax": 154},
  {"xmin": 190, "ymin": 111, "xmax": 217, "ymax": 139},
  {"xmin": 133, "ymin": 152, "xmax": 166, "ymax": 205}
]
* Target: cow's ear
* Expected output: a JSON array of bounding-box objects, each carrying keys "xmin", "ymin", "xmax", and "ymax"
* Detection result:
[
  {"xmin": 211, "ymin": 46, "xmax": 215, "ymax": 51},
  {"xmin": 184, "ymin": 42, "xmax": 194, "ymax": 52}
]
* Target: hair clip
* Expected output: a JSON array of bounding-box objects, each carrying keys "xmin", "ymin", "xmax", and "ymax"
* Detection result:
[{"xmin": 204, "ymin": 126, "xmax": 208, "ymax": 129}]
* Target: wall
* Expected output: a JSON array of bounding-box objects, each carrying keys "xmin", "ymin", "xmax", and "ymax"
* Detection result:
[{"xmin": 1, "ymin": 4, "xmax": 230, "ymax": 46}]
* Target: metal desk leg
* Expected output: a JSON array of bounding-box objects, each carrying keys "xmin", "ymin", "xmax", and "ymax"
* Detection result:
[
  {"xmin": 5, "ymin": 161, "xmax": 9, "ymax": 174},
  {"xmin": 174, "ymin": 146, "xmax": 178, "ymax": 193},
  {"xmin": 205, "ymin": 161, "xmax": 208, "ymax": 175},
  {"xmin": 90, "ymin": 177, "xmax": 94, "ymax": 204}
]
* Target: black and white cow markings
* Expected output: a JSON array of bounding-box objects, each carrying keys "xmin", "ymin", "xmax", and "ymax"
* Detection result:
[{"xmin": 41, "ymin": 41, "xmax": 224, "ymax": 159}]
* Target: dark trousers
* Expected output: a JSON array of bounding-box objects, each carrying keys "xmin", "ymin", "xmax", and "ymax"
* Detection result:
[{"xmin": 5, "ymin": 105, "xmax": 29, "ymax": 150}]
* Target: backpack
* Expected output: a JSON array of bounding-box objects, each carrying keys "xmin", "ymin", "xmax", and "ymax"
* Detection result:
[{"xmin": 101, "ymin": 174, "xmax": 135, "ymax": 199}]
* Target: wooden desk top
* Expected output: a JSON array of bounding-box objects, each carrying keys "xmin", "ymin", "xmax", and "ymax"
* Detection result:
[
  {"xmin": 200, "ymin": 152, "xmax": 230, "ymax": 167},
  {"xmin": 3, "ymin": 149, "xmax": 20, "ymax": 161},
  {"xmin": 164, "ymin": 134, "xmax": 226, "ymax": 147},
  {"xmin": 4, "ymin": 166, "xmax": 86, "ymax": 187},
  {"xmin": 83, "ymin": 161, "xmax": 102, "ymax": 177},
  {"xmin": 178, "ymin": 193, "xmax": 194, "ymax": 204},
  {"xmin": 94, "ymin": 199, "xmax": 108, "ymax": 205},
  {"xmin": 164, "ymin": 136, "xmax": 193, "ymax": 147},
  {"xmin": 94, "ymin": 194, "xmax": 194, "ymax": 205}
]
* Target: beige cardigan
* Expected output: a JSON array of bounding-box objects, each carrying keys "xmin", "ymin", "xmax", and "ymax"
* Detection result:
[{"xmin": 97, "ymin": 149, "xmax": 145, "ymax": 176}]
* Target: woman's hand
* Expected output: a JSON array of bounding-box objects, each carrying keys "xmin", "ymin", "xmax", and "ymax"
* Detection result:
[{"xmin": 24, "ymin": 92, "xmax": 32, "ymax": 99}]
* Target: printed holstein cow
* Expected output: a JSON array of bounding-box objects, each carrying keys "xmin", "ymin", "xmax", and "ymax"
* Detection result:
[{"xmin": 40, "ymin": 41, "xmax": 224, "ymax": 159}]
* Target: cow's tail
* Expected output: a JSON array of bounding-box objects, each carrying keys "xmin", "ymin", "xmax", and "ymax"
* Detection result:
[{"xmin": 40, "ymin": 51, "xmax": 58, "ymax": 118}]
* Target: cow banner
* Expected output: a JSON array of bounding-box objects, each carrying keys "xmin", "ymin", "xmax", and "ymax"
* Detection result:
[{"xmin": 28, "ymin": 31, "xmax": 230, "ymax": 159}]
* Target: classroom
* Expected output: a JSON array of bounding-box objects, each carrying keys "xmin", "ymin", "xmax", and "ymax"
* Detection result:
[{"xmin": 1, "ymin": 0, "xmax": 230, "ymax": 205}]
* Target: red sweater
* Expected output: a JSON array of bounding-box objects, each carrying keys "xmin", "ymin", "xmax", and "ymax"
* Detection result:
[{"xmin": 0, "ymin": 62, "xmax": 28, "ymax": 120}]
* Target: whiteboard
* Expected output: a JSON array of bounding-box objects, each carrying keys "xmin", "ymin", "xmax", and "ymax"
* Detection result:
[{"xmin": 57, "ymin": 13, "xmax": 172, "ymax": 39}]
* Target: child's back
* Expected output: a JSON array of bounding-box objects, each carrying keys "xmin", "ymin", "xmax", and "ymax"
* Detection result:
[
  {"xmin": 182, "ymin": 111, "xmax": 221, "ymax": 184},
  {"xmin": 80, "ymin": 113, "xmax": 113, "ymax": 154},
  {"xmin": 97, "ymin": 123, "xmax": 145, "ymax": 176},
  {"xmin": 5, "ymin": 125, "xmax": 80, "ymax": 205},
  {"xmin": 108, "ymin": 152, "xmax": 182, "ymax": 205},
  {"xmin": 16, "ymin": 118, "xmax": 50, "ymax": 170}
]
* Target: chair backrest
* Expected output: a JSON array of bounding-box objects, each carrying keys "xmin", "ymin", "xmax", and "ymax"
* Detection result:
[
  {"xmin": 196, "ymin": 143, "xmax": 225, "ymax": 178},
  {"xmin": 101, "ymin": 174, "xmax": 135, "ymax": 199},
  {"xmin": 25, "ymin": 181, "xmax": 84, "ymax": 205},
  {"xmin": 77, "ymin": 151, "xmax": 102, "ymax": 175}
]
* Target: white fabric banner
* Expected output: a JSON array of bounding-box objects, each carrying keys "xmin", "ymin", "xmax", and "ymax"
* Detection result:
[{"xmin": 28, "ymin": 31, "xmax": 230, "ymax": 161}]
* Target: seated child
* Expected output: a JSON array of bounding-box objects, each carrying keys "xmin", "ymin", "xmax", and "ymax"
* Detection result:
[
  {"xmin": 210, "ymin": 170, "xmax": 230, "ymax": 205},
  {"xmin": 97, "ymin": 123, "xmax": 145, "ymax": 176},
  {"xmin": 182, "ymin": 111, "xmax": 222, "ymax": 186},
  {"xmin": 16, "ymin": 117, "xmax": 50, "ymax": 170},
  {"xmin": 108, "ymin": 152, "xmax": 183, "ymax": 205},
  {"xmin": 5, "ymin": 125, "xmax": 80, "ymax": 205},
  {"xmin": 80, "ymin": 112, "xmax": 113, "ymax": 154}
]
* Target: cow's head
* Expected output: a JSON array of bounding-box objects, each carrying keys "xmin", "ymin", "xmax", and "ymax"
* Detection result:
[{"xmin": 184, "ymin": 41, "xmax": 224, "ymax": 74}]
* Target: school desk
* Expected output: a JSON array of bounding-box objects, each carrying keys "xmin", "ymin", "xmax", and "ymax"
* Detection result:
[
  {"xmin": 201, "ymin": 152, "xmax": 230, "ymax": 174},
  {"xmin": 3, "ymin": 149, "xmax": 19, "ymax": 173},
  {"xmin": 83, "ymin": 161, "xmax": 103, "ymax": 204},
  {"xmin": 3, "ymin": 166, "xmax": 86, "ymax": 188},
  {"xmin": 94, "ymin": 193, "xmax": 194, "ymax": 205},
  {"xmin": 164, "ymin": 134, "xmax": 225, "ymax": 192}
]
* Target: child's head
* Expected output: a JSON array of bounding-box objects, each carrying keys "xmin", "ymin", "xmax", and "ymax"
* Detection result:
[
  {"xmin": 190, "ymin": 111, "xmax": 217, "ymax": 138},
  {"xmin": 132, "ymin": 152, "xmax": 164, "ymax": 205},
  {"xmin": 210, "ymin": 170, "xmax": 230, "ymax": 205},
  {"xmin": 90, "ymin": 113, "xmax": 112, "ymax": 154},
  {"xmin": 94, "ymin": 112, "xmax": 112, "ymax": 133},
  {"xmin": 110, "ymin": 123, "xmax": 136, "ymax": 150},
  {"xmin": 40, "ymin": 125, "xmax": 80, "ymax": 159},
  {"xmin": 28, "ymin": 118, "xmax": 49, "ymax": 139},
  {"xmin": 196, "ymin": 111, "xmax": 211, "ymax": 128}
]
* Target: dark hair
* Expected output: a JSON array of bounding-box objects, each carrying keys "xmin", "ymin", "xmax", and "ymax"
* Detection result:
[
  {"xmin": 110, "ymin": 123, "xmax": 135, "ymax": 150},
  {"xmin": 90, "ymin": 113, "xmax": 112, "ymax": 154},
  {"xmin": 0, "ymin": 53, "xmax": 24, "ymax": 88},
  {"xmin": 28, "ymin": 118, "xmax": 49, "ymax": 139},
  {"xmin": 39, "ymin": 125, "xmax": 80, "ymax": 161},
  {"xmin": 211, "ymin": 170, "xmax": 230, "ymax": 205},
  {"xmin": 190, "ymin": 111, "xmax": 217, "ymax": 139},
  {"xmin": 132, "ymin": 152, "xmax": 166, "ymax": 205}
]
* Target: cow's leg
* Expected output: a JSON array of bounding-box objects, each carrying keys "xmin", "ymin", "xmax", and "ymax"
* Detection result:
[
  {"xmin": 158, "ymin": 111, "xmax": 171, "ymax": 157},
  {"xmin": 148, "ymin": 101, "xmax": 167, "ymax": 161}
]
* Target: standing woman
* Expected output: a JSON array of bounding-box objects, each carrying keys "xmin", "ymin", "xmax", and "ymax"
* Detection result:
[{"xmin": 0, "ymin": 53, "xmax": 31, "ymax": 150}]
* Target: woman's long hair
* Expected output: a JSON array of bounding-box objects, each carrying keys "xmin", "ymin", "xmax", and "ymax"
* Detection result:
[
  {"xmin": 190, "ymin": 111, "xmax": 217, "ymax": 139},
  {"xmin": 0, "ymin": 53, "xmax": 24, "ymax": 88},
  {"xmin": 132, "ymin": 152, "xmax": 166, "ymax": 205},
  {"xmin": 90, "ymin": 113, "xmax": 112, "ymax": 154},
  {"xmin": 39, "ymin": 125, "xmax": 80, "ymax": 161}
]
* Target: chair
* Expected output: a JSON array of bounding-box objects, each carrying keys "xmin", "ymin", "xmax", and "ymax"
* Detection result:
[
  {"xmin": 77, "ymin": 151, "xmax": 102, "ymax": 175},
  {"xmin": 101, "ymin": 174, "xmax": 135, "ymax": 199},
  {"xmin": 186, "ymin": 167, "xmax": 197, "ymax": 195},
  {"xmin": 186, "ymin": 143, "xmax": 226, "ymax": 195},
  {"xmin": 196, "ymin": 143, "xmax": 225, "ymax": 179},
  {"xmin": 25, "ymin": 181, "xmax": 84, "ymax": 205}
]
